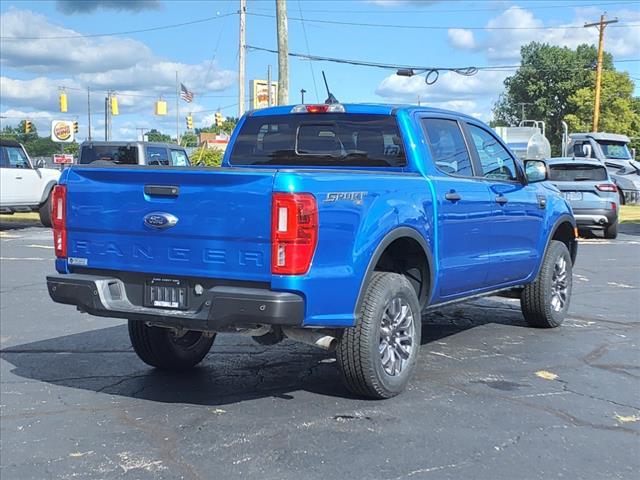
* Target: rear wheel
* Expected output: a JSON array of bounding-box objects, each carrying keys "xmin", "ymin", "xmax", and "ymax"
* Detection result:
[
  {"xmin": 337, "ymin": 272, "xmax": 421, "ymax": 399},
  {"xmin": 38, "ymin": 192, "xmax": 52, "ymax": 228},
  {"xmin": 604, "ymin": 221, "xmax": 618, "ymax": 239},
  {"xmin": 128, "ymin": 321, "xmax": 215, "ymax": 369},
  {"xmin": 521, "ymin": 240, "xmax": 572, "ymax": 328}
]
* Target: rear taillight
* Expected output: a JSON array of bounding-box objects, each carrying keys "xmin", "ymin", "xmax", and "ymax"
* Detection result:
[
  {"xmin": 611, "ymin": 202, "xmax": 617, "ymax": 211},
  {"xmin": 51, "ymin": 185, "xmax": 67, "ymax": 258},
  {"xmin": 271, "ymin": 192, "xmax": 318, "ymax": 275},
  {"xmin": 596, "ymin": 183, "xmax": 617, "ymax": 192}
]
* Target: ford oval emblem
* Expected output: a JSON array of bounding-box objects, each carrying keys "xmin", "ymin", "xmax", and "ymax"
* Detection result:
[{"xmin": 144, "ymin": 212, "xmax": 178, "ymax": 230}]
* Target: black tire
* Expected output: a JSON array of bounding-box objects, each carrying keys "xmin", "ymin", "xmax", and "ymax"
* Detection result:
[
  {"xmin": 128, "ymin": 320, "xmax": 215, "ymax": 369},
  {"xmin": 521, "ymin": 240, "xmax": 572, "ymax": 328},
  {"xmin": 604, "ymin": 221, "xmax": 618, "ymax": 239},
  {"xmin": 38, "ymin": 192, "xmax": 52, "ymax": 228},
  {"xmin": 337, "ymin": 272, "xmax": 421, "ymax": 399},
  {"xmin": 618, "ymin": 190, "xmax": 625, "ymax": 206}
]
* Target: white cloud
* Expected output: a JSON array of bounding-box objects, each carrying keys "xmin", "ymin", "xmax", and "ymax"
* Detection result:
[
  {"xmin": 56, "ymin": 0, "xmax": 162, "ymax": 14},
  {"xmin": 447, "ymin": 6, "xmax": 640, "ymax": 62},
  {"xmin": 448, "ymin": 29, "xmax": 476, "ymax": 50}
]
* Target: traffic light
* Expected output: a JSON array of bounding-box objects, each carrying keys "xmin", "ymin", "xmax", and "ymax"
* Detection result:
[
  {"xmin": 110, "ymin": 94, "xmax": 119, "ymax": 115},
  {"xmin": 59, "ymin": 91, "xmax": 68, "ymax": 113},
  {"xmin": 24, "ymin": 120, "xmax": 32, "ymax": 134},
  {"xmin": 155, "ymin": 99, "xmax": 167, "ymax": 116},
  {"xmin": 186, "ymin": 115, "xmax": 193, "ymax": 130},
  {"xmin": 215, "ymin": 111, "xmax": 223, "ymax": 128},
  {"xmin": 73, "ymin": 121, "xmax": 79, "ymax": 133}
]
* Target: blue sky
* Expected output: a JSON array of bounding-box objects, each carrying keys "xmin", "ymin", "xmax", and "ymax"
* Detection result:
[{"xmin": 1, "ymin": 0, "xmax": 638, "ymax": 141}]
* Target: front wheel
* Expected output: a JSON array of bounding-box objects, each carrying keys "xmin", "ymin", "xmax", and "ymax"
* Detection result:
[
  {"xmin": 128, "ymin": 321, "xmax": 215, "ymax": 369},
  {"xmin": 38, "ymin": 192, "xmax": 52, "ymax": 228},
  {"xmin": 337, "ymin": 272, "xmax": 421, "ymax": 399},
  {"xmin": 521, "ymin": 240, "xmax": 572, "ymax": 328}
]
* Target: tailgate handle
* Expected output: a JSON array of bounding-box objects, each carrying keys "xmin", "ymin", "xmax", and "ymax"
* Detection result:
[{"xmin": 144, "ymin": 185, "xmax": 179, "ymax": 197}]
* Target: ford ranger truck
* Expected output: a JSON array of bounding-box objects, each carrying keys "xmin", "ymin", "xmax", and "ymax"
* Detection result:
[{"xmin": 47, "ymin": 104, "xmax": 578, "ymax": 399}]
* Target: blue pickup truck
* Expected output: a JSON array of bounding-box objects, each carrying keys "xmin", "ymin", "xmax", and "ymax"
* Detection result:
[{"xmin": 47, "ymin": 103, "xmax": 577, "ymax": 399}]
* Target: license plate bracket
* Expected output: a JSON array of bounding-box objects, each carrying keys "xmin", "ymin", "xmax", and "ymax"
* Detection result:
[{"xmin": 144, "ymin": 277, "xmax": 188, "ymax": 309}]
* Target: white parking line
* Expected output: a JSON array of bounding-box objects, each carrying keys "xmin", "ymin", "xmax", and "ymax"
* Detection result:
[
  {"xmin": 0, "ymin": 257, "xmax": 48, "ymax": 261},
  {"xmin": 26, "ymin": 244, "xmax": 54, "ymax": 249}
]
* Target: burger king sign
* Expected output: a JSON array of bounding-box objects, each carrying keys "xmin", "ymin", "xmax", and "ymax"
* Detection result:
[{"xmin": 51, "ymin": 120, "xmax": 74, "ymax": 143}]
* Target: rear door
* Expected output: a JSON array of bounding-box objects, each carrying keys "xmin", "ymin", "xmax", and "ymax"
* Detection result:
[
  {"xmin": 464, "ymin": 122, "xmax": 544, "ymax": 285},
  {"xmin": 549, "ymin": 162, "xmax": 610, "ymax": 209},
  {"xmin": 64, "ymin": 167, "xmax": 276, "ymax": 282},
  {"xmin": 420, "ymin": 116, "xmax": 493, "ymax": 298}
]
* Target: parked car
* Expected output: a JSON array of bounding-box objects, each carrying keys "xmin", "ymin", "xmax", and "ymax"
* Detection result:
[
  {"xmin": 78, "ymin": 141, "xmax": 190, "ymax": 166},
  {"xmin": 566, "ymin": 133, "xmax": 640, "ymax": 205},
  {"xmin": 47, "ymin": 103, "xmax": 578, "ymax": 399},
  {"xmin": 547, "ymin": 157, "xmax": 619, "ymax": 239},
  {"xmin": 0, "ymin": 139, "xmax": 60, "ymax": 226}
]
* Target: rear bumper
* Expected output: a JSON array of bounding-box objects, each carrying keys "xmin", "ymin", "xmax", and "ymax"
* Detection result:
[
  {"xmin": 573, "ymin": 208, "xmax": 617, "ymax": 228},
  {"xmin": 47, "ymin": 274, "xmax": 304, "ymax": 331}
]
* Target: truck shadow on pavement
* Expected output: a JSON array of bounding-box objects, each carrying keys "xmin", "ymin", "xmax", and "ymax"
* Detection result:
[{"xmin": 0, "ymin": 298, "xmax": 528, "ymax": 406}]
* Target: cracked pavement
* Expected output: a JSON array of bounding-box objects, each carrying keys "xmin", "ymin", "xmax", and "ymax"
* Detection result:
[{"xmin": 1, "ymin": 224, "xmax": 639, "ymax": 479}]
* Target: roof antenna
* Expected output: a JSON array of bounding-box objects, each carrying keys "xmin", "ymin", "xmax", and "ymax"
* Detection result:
[{"xmin": 322, "ymin": 71, "xmax": 339, "ymax": 104}]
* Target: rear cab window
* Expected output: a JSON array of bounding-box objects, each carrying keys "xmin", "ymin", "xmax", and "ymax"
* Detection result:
[
  {"xmin": 549, "ymin": 164, "xmax": 608, "ymax": 181},
  {"xmin": 80, "ymin": 145, "xmax": 138, "ymax": 165},
  {"xmin": 228, "ymin": 114, "xmax": 406, "ymax": 167}
]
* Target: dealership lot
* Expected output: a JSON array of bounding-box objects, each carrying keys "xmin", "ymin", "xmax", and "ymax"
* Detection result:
[{"xmin": 1, "ymin": 222, "xmax": 638, "ymax": 480}]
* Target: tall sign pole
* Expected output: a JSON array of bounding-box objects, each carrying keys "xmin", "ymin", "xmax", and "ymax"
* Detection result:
[
  {"xmin": 276, "ymin": 0, "xmax": 289, "ymax": 105},
  {"xmin": 175, "ymin": 71, "xmax": 180, "ymax": 144},
  {"xmin": 584, "ymin": 14, "xmax": 618, "ymax": 132},
  {"xmin": 87, "ymin": 86, "xmax": 92, "ymax": 141},
  {"xmin": 239, "ymin": 0, "xmax": 247, "ymax": 117}
]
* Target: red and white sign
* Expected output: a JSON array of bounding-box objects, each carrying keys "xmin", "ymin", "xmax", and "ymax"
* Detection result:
[{"xmin": 53, "ymin": 154, "xmax": 74, "ymax": 164}]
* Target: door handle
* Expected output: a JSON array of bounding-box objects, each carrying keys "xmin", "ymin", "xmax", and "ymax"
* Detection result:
[
  {"xmin": 495, "ymin": 195, "xmax": 508, "ymax": 205},
  {"xmin": 444, "ymin": 192, "xmax": 462, "ymax": 202},
  {"xmin": 15, "ymin": 176, "xmax": 23, "ymax": 180}
]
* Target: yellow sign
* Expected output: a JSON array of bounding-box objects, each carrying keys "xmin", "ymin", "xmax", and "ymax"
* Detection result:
[
  {"xmin": 250, "ymin": 79, "xmax": 278, "ymax": 110},
  {"xmin": 50, "ymin": 120, "xmax": 74, "ymax": 143}
]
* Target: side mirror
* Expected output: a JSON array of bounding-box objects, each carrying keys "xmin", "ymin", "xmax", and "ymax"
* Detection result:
[
  {"xmin": 582, "ymin": 143, "xmax": 592, "ymax": 158},
  {"xmin": 34, "ymin": 159, "xmax": 45, "ymax": 168},
  {"xmin": 524, "ymin": 159, "xmax": 548, "ymax": 183}
]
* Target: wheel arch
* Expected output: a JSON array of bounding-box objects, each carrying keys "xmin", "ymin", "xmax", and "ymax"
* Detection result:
[
  {"xmin": 354, "ymin": 227, "xmax": 434, "ymax": 319},
  {"xmin": 39, "ymin": 180, "xmax": 58, "ymax": 205}
]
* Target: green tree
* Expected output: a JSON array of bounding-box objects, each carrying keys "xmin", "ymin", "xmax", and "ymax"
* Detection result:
[
  {"xmin": 146, "ymin": 129, "xmax": 172, "ymax": 142},
  {"xmin": 493, "ymin": 42, "xmax": 611, "ymax": 154},
  {"xmin": 565, "ymin": 70, "xmax": 640, "ymax": 146},
  {"xmin": 180, "ymin": 131, "xmax": 198, "ymax": 147},
  {"xmin": 190, "ymin": 147, "xmax": 224, "ymax": 167},
  {"xmin": 197, "ymin": 117, "xmax": 239, "ymax": 135}
]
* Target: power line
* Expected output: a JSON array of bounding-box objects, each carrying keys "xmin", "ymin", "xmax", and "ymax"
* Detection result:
[
  {"xmin": 203, "ymin": 2, "xmax": 233, "ymax": 88},
  {"xmin": 297, "ymin": 0, "xmax": 320, "ymax": 103},
  {"xmin": 247, "ymin": 11, "xmax": 639, "ymax": 30},
  {"xmin": 0, "ymin": 12, "xmax": 237, "ymax": 40},
  {"xmin": 250, "ymin": 1, "xmax": 639, "ymax": 15}
]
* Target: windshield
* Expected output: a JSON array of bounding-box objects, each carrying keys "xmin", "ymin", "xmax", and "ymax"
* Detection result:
[
  {"xmin": 549, "ymin": 164, "xmax": 608, "ymax": 182},
  {"xmin": 229, "ymin": 114, "xmax": 406, "ymax": 167},
  {"xmin": 597, "ymin": 141, "xmax": 632, "ymax": 160},
  {"xmin": 80, "ymin": 145, "xmax": 138, "ymax": 165}
]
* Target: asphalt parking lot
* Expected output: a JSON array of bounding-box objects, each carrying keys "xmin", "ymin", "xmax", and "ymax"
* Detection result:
[{"xmin": 1, "ymin": 221, "xmax": 638, "ymax": 480}]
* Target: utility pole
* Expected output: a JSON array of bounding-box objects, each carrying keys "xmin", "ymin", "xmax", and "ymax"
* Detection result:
[
  {"xmin": 239, "ymin": 0, "xmax": 246, "ymax": 116},
  {"xmin": 584, "ymin": 14, "xmax": 618, "ymax": 132},
  {"xmin": 267, "ymin": 65, "xmax": 273, "ymax": 107},
  {"xmin": 87, "ymin": 87, "xmax": 92, "ymax": 141},
  {"xmin": 276, "ymin": 0, "xmax": 289, "ymax": 105},
  {"xmin": 516, "ymin": 102, "xmax": 533, "ymax": 122}
]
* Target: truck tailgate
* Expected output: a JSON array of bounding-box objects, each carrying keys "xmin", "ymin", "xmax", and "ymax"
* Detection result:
[{"xmin": 64, "ymin": 167, "xmax": 275, "ymax": 281}]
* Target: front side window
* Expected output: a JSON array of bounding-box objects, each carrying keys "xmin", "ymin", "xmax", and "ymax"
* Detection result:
[
  {"xmin": 467, "ymin": 124, "xmax": 519, "ymax": 181},
  {"xmin": 2, "ymin": 145, "xmax": 31, "ymax": 169},
  {"xmin": 170, "ymin": 149, "xmax": 189, "ymax": 166},
  {"xmin": 146, "ymin": 147, "xmax": 170, "ymax": 166},
  {"xmin": 421, "ymin": 118, "xmax": 473, "ymax": 176}
]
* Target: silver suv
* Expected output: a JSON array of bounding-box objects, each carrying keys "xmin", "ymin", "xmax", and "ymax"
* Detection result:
[{"xmin": 548, "ymin": 157, "xmax": 619, "ymax": 238}]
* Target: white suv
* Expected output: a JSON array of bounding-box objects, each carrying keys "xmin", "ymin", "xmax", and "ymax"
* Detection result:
[{"xmin": 0, "ymin": 140, "xmax": 61, "ymax": 227}]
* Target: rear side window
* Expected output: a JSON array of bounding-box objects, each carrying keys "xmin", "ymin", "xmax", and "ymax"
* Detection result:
[
  {"xmin": 170, "ymin": 149, "xmax": 189, "ymax": 166},
  {"xmin": 549, "ymin": 164, "xmax": 608, "ymax": 181},
  {"xmin": 421, "ymin": 118, "xmax": 473, "ymax": 176},
  {"xmin": 146, "ymin": 147, "xmax": 170, "ymax": 165},
  {"xmin": 229, "ymin": 114, "xmax": 405, "ymax": 167},
  {"xmin": 80, "ymin": 145, "xmax": 137, "ymax": 164},
  {"xmin": 467, "ymin": 124, "xmax": 519, "ymax": 181}
]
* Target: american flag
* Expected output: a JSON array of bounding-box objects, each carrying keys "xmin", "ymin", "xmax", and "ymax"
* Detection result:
[{"xmin": 180, "ymin": 83, "xmax": 194, "ymax": 103}]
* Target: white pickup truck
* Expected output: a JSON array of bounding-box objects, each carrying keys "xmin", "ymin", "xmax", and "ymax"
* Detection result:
[{"xmin": 0, "ymin": 139, "xmax": 61, "ymax": 227}]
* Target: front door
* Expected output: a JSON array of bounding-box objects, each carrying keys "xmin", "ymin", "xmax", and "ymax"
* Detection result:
[
  {"xmin": 420, "ymin": 117, "xmax": 493, "ymax": 299},
  {"xmin": 465, "ymin": 122, "xmax": 545, "ymax": 285},
  {"xmin": 0, "ymin": 144, "xmax": 40, "ymax": 205}
]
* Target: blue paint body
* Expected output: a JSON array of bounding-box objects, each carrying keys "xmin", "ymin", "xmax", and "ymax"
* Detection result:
[{"xmin": 56, "ymin": 104, "xmax": 574, "ymax": 328}]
